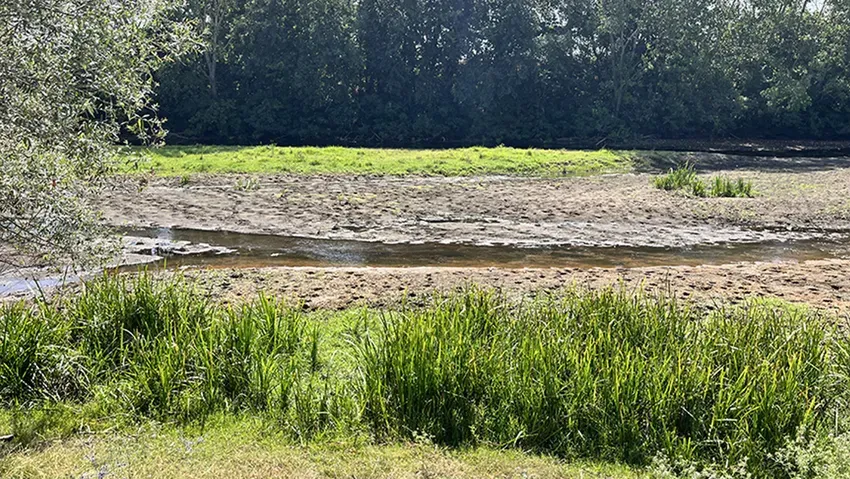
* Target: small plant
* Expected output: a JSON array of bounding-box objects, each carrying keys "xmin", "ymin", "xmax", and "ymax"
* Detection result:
[
  {"xmin": 710, "ymin": 176, "xmax": 754, "ymax": 198},
  {"xmin": 654, "ymin": 163, "xmax": 754, "ymax": 198},
  {"xmin": 234, "ymin": 177, "xmax": 260, "ymax": 191},
  {"xmin": 654, "ymin": 163, "xmax": 698, "ymax": 191},
  {"xmin": 179, "ymin": 174, "xmax": 191, "ymax": 187},
  {"xmin": 690, "ymin": 178, "xmax": 707, "ymax": 197}
]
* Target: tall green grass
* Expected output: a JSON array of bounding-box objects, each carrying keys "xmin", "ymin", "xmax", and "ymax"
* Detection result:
[
  {"xmin": 0, "ymin": 304, "xmax": 71, "ymax": 402},
  {"xmin": 654, "ymin": 162, "xmax": 699, "ymax": 191},
  {"xmin": 357, "ymin": 290, "xmax": 849, "ymax": 473},
  {"xmin": 654, "ymin": 164, "xmax": 754, "ymax": 198},
  {"xmin": 710, "ymin": 176, "xmax": 754, "ymax": 198},
  {"xmin": 1, "ymin": 275, "xmax": 848, "ymax": 477},
  {"xmin": 0, "ymin": 275, "xmax": 336, "ymax": 429}
]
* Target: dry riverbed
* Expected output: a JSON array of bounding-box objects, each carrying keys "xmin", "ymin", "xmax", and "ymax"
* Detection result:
[
  {"xmin": 7, "ymin": 154, "xmax": 850, "ymax": 308},
  {"xmin": 100, "ymin": 158, "xmax": 850, "ymax": 248},
  {"xmin": 79, "ymin": 155, "xmax": 850, "ymax": 311},
  {"xmin": 170, "ymin": 260, "xmax": 850, "ymax": 313}
]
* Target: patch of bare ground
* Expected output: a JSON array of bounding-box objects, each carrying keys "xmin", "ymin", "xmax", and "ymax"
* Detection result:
[
  {"xmin": 168, "ymin": 259, "xmax": 850, "ymax": 313},
  {"xmin": 99, "ymin": 159, "xmax": 850, "ymax": 248},
  {"xmin": 78, "ymin": 157, "xmax": 850, "ymax": 311}
]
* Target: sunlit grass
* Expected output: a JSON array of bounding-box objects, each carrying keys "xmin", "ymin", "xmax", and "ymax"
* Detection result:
[
  {"xmin": 654, "ymin": 163, "xmax": 754, "ymax": 197},
  {"xmin": 125, "ymin": 145, "xmax": 635, "ymax": 177},
  {"xmin": 709, "ymin": 176, "xmax": 754, "ymax": 197},
  {"xmin": 1, "ymin": 274, "xmax": 848, "ymax": 477},
  {"xmin": 653, "ymin": 162, "xmax": 699, "ymax": 191},
  {"xmin": 0, "ymin": 416, "xmax": 648, "ymax": 479}
]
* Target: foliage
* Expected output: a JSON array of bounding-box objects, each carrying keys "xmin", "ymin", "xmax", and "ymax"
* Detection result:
[
  {"xmin": 133, "ymin": 145, "xmax": 634, "ymax": 176},
  {"xmin": 710, "ymin": 177, "xmax": 754, "ymax": 198},
  {"xmin": 654, "ymin": 165, "xmax": 754, "ymax": 198},
  {"xmin": 2, "ymin": 275, "xmax": 849, "ymax": 478},
  {"xmin": 357, "ymin": 290, "xmax": 847, "ymax": 473},
  {"xmin": 156, "ymin": 0, "xmax": 850, "ymax": 145},
  {"xmin": 772, "ymin": 432, "xmax": 850, "ymax": 479},
  {"xmin": 0, "ymin": 0, "xmax": 192, "ymax": 270},
  {"xmin": 654, "ymin": 163, "xmax": 699, "ymax": 191}
]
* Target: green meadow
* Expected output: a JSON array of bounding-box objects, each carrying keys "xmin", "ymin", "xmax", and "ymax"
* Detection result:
[{"xmin": 128, "ymin": 145, "xmax": 635, "ymax": 177}]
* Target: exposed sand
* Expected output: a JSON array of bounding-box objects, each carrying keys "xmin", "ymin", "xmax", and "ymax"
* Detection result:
[
  {"xmin": 26, "ymin": 155, "xmax": 850, "ymax": 310},
  {"xmin": 162, "ymin": 259, "xmax": 850, "ymax": 313},
  {"xmin": 100, "ymin": 160, "xmax": 850, "ymax": 248}
]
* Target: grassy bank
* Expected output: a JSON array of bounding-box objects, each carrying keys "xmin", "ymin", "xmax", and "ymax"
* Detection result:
[
  {"xmin": 126, "ymin": 145, "xmax": 634, "ymax": 176},
  {"xmin": 1, "ymin": 275, "xmax": 849, "ymax": 477},
  {"xmin": 0, "ymin": 416, "xmax": 645, "ymax": 479}
]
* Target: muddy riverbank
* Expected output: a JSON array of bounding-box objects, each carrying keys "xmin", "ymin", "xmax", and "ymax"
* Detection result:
[
  {"xmin": 164, "ymin": 259, "xmax": 850, "ymax": 312},
  {"xmin": 0, "ymin": 235, "xmax": 233, "ymax": 298},
  {"xmin": 9, "ymin": 153, "xmax": 850, "ymax": 309},
  {"xmin": 99, "ymin": 158, "xmax": 850, "ymax": 248}
]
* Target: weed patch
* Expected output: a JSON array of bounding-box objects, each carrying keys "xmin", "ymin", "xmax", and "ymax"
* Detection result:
[{"xmin": 654, "ymin": 164, "xmax": 754, "ymax": 198}]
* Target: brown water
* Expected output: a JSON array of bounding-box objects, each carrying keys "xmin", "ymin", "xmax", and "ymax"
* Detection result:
[
  {"xmin": 5, "ymin": 228, "xmax": 849, "ymax": 297},
  {"xmin": 125, "ymin": 227, "xmax": 850, "ymax": 270}
]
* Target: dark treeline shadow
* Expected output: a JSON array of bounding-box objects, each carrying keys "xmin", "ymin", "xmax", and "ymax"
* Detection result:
[{"xmin": 156, "ymin": 0, "xmax": 850, "ymax": 147}]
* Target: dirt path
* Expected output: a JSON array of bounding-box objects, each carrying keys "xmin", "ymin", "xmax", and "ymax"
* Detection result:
[
  {"xmin": 166, "ymin": 259, "xmax": 850, "ymax": 313},
  {"xmin": 100, "ymin": 162, "xmax": 850, "ymax": 248}
]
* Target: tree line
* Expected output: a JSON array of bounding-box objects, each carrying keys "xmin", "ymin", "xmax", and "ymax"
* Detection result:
[{"xmin": 156, "ymin": 0, "xmax": 850, "ymax": 146}]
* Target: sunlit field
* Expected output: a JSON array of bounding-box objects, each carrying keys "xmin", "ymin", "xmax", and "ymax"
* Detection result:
[{"xmin": 129, "ymin": 145, "xmax": 635, "ymax": 177}]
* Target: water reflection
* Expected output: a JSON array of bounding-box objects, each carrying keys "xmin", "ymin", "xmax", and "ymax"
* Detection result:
[{"xmin": 124, "ymin": 228, "xmax": 850, "ymax": 270}]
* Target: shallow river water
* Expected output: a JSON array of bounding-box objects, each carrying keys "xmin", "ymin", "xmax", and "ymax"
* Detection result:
[
  {"xmin": 124, "ymin": 227, "xmax": 850, "ymax": 270},
  {"xmin": 4, "ymin": 228, "xmax": 850, "ymax": 298}
]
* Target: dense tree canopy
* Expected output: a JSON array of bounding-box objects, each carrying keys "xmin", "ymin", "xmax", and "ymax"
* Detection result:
[
  {"xmin": 0, "ymin": 0, "xmax": 190, "ymax": 268},
  {"xmin": 157, "ymin": 0, "xmax": 850, "ymax": 145}
]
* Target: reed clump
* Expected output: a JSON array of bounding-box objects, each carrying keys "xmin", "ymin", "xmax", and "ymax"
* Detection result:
[
  {"xmin": 358, "ymin": 290, "xmax": 848, "ymax": 473},
  {"xmin": 1, "ymin": 275, "xmax": 848, "ymax": 477},
  {"xmin": 654, "ymin": 163, "xmax": 754, "ymax": 197},
  {"xmin": 0, "ymin": 275, "xmax": 343, "ymax": 434}
]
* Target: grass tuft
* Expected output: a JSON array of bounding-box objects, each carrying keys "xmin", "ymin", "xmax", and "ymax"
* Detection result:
[
  {"xmin": 710, "ymin": 176, "xmax": 754, "ymax": 197},
  {"xmin": 653, "ymin": 162, "xmax": 699, "ymax": 191},
  {"xmin": 654, "ymin": 164, "xmax": 754, "ymax": 198}
]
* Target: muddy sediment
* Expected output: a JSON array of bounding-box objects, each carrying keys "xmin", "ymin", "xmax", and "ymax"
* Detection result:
[
  {"xmin": 0, "ymin": 236, "xmax": 233, "ymax": 299},
  {"xmin": 24, "ymin": 157, "xmax": 850, "ymax": 309},
  {"xmin": 162, "ymin": 259, "xmax": 850, "ymax": 313},
  {"xmin": 100, "ymin": 163, "xmax": 850, "ymax": 248}
]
